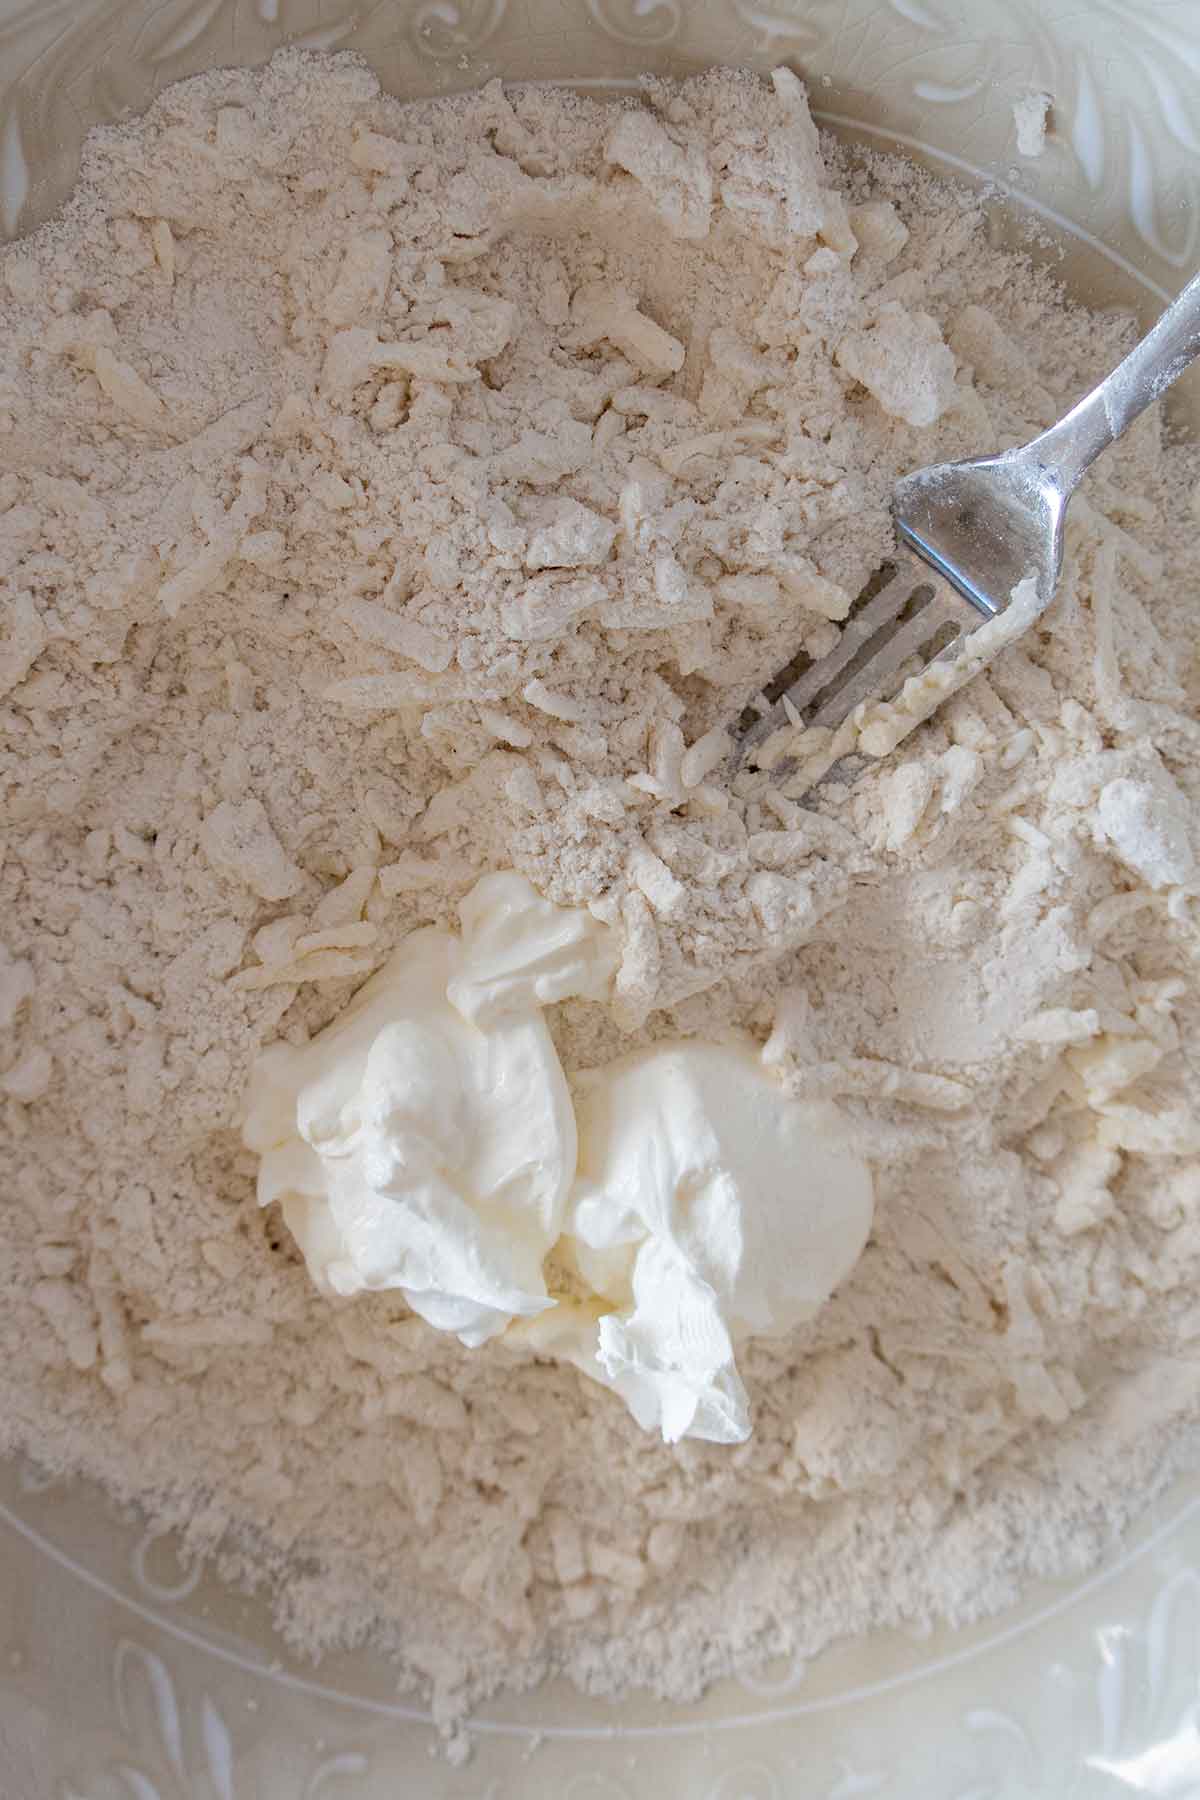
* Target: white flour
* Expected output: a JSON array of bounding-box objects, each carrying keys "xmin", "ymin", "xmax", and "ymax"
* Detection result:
[{"xmin": 1, "ymin": 52, "xmax": 1199, "ymax": 1747}]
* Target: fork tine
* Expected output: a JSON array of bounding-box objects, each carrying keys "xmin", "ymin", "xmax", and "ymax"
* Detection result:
[
  {"xmin": 735, "ymin": 549, "xmax": 989, "ymax": 771},
  {"xmin": 806, "ymin": 573, "xmax": 970, "ymax": 730},
  {"xmin": 780, "ymin": 560, "xmax": 917, "ymax": 715},
  {"xmin": 736, "ymin": 560, "xmax": 918, "ymax": 765}
]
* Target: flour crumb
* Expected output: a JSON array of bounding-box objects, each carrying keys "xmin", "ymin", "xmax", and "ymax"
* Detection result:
[{"xmin": 1013, "ymin": 90, "xmax": 1052, "ymax": 158}]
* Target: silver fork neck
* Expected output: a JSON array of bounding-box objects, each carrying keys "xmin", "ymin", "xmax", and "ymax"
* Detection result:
[{"xmin": 1019, "ymin": 264, "xmax": 1200, "ymax": 493}]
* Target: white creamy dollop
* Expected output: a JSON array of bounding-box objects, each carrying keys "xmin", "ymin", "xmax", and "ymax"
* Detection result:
[
  {"xmin": 241, "ymin": 873, "xmax": 616, "ymax": 1347},
  {"xmin": 243, "ymin": 873, "xmax": 874, "ymax": 1440},
  {"xmin": 521, "ymin": 1043, "xmax": 874, "ymax": 1443}
]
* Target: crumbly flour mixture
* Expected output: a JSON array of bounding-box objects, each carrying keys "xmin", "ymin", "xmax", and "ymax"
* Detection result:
[{"xmin": 2, "ymin": 51, "xmax": 1199, "ymax": 1741}]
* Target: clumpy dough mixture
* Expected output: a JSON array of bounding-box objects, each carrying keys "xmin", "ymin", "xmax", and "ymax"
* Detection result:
[{"xmin": 2, "ymin": 52, "xmax": 1199, "ymax": 1734}]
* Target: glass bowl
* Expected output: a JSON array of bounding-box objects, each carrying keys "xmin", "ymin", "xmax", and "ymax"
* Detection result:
[{"xmin": 2, "ymin": 2, "xmax": 1199, "ymax": 1792}]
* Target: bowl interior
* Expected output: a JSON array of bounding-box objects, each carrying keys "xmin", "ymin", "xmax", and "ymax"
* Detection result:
[{"xmin": 2, "ymin": 0, "xmax": 1199, "ymax": 1792}]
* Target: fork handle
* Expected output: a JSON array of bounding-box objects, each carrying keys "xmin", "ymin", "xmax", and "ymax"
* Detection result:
[{"xmin": 1022, "ymin": 265, "xmax": 1200, "ymax": 492}]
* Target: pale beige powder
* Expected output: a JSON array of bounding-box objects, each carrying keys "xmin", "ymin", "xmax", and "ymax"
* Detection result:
[{"xmin": 1, "ymin": 53, "xmax": 1198, "ymax": 1750}]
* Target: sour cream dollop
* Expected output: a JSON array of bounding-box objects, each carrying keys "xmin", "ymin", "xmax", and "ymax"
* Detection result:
[
  {"xmin": 241, "ymin": 873, "xmax": 615, "ymax": 1347},
  {"xmin": 520, "ymin": 1042, "xmax": 874, "ymax": 1443},
  {"xmin": 242, "ymin": 873, "xmax": 874, "ymax": 1441}
]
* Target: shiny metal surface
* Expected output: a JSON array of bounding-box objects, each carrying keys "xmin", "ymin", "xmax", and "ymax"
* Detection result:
[
  {"xmin": 740, "ymin": 265, "xmax": 1200, "ymax": 785},
  {"xmin": 898, "ymin": 263, "xmax": 1200, "ymax": 611}
]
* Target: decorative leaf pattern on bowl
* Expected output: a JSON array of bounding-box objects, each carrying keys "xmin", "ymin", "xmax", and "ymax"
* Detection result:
[
  {"xmin": 5, "ymin": 1461, "xmax": 1200, "ymax": 1797},
  {"xmin": 89, "ymin": 1640, "xmax": 246, "ymax": 1800},
  {"xmin": 0, "ymin": 0, "xmax": 1197, "ymax": 289}
]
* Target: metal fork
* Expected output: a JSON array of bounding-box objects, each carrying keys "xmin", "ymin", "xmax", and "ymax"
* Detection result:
[{"xmin": 735, "ymin": 266, "xmax": 1200, "ymax": 789}]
